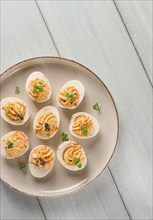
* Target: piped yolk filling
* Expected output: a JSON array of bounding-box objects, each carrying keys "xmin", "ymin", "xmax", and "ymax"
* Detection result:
[
  {"xmin": 34, "ymin": 112, "xmax": 58, "ymax": 137},
  {"xmin": 58, "ymin": 86, "xmax": 79, "ymax": 107},
  {"xmin": 3, "ymin": 131, "xmax": 28, "ymax": 158},
  {"xmin": 2, "ymin": 102, "xmax": 26, "ymax": 122},
  {"xmin": 72, "ymin": 114, "xmax": 93, "ymax": 136},
  {"xmin": 29, "ymin": 78, "xmax": 49, "ymax": 101},
  {"xmin": 31, "ymin": 146, "xmax": 53, "ymax": 168},
  {"xmin": 63, "ymin": 142, "xmax": 85, "ymax": 166}
]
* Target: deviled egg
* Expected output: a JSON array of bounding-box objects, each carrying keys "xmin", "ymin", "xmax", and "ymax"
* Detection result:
[
  {"xmin": 57, "ymin": 141, "xmax": 87, "ymax": 171},
  {"xmin": 57, "ymin": 80, "xmax": 85, "ymax": 109},
  {"xmin": 33, "ymin": 106, "xmax": 60, "ymax": 139},
  {"xmin": 69, "ymin": 112, "xmax": 99, "ymax": 139},
  {"xmin": 29, "ymin": 145, "xmax": 55, "ymax": 178},
  {"xmin": 25, "ymin": 71, "xmax": 52, "ymax": 102},
  {"xmin": 0, "ymin": 97, "xmax": 29, "ymax": 125},
  {"xmin": 0, "ymin": 131, "xmax": 29, "ymax": 159}
]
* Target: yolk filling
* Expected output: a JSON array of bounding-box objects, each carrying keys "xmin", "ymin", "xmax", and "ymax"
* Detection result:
[
  {"xmin": 72, "ymin": 114, "xmax": 93, "ymax": 136},
  {"xmin": 58, "ymin": 86, "xmax": 79, "ymax": 107},
  {"xmin": 63, "ymin": 142, "xmax": 85, "ymax": 166},
  {"xmin": 3, "ymin": 131, "xmax": 28, "ymax": 158},
  {"xmin": 29, "ymin": 78, "xmax": 49, "ymax": 101},
  {"xmin": 31, "ymin": 146, "xmax": 53, "ymax": 168},
  {"xmin": 3, "ymin": 101, "xmax": 26, "ymax": 122},
  {"xmin": 34, "ymin": 112, "xmax": 58, "ymax": 137}
]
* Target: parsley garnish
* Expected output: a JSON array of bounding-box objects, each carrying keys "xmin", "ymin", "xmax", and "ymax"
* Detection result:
[
  {"xmin": 93, "ymin": 102, "xmax": 101, "ymax": 111},
  {"xmin": 19, "ymin": 163, "xmax": 26, "ymax": 172},
  {"xmin": 15, "ymin": 86, "xmax": 20, "ymax": 94},
  {"xmin": 14, "ymin": 114, "xmax": 24, "ymax": 120},
  {"xmin": 81, "ymin": 124, "xmax": 87, "ymax": 130},
  {"xmin": 7, "ymin": 141, "xmax": 13, "ymax": 149},
  {"xmin": 77, "ymin": 163, "xmax": 82, "ymax": 168},
  {"xmin": 33, "ymin": 84, "xmax": 44, "ymax": 93},
  {"xmin": 62, "ymin": 132, "xmax": 69, "ymax": 141},
  {"xmin": 66, "ymin": 93, "xmax": 70, "ymax": 98},
  {"xmin": 66, "ymin": 93, "xmax": 76, "ymax": 102},
  {"xmin": 73, "ymin": 157, "xmax": 82, "ymax": 168},
  {"xmin": 81, "ymin": 124, "xmax": 88, "ymax": 135},
  {"xmin": 73, "ymin": 157, "xmax": 80, "ymax": 164},
  {"xmin": 71, "ymin": 96, "xmax": 75, "ymax": 102},
  {"xmin": 82, "ymin": 129, "xmax": 88, "ymax": 135},
  {"xmin": 34, "ymin": 86, "xmax": 39, "ymax": 93},
  {"xmin": 38, "ymin": 81, "xmax": 43, "ymax": 85}
]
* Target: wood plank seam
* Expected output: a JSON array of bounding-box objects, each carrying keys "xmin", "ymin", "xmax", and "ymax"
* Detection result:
[
  {"xmin": 113, "ymin": 0, "xmax": 153, "ymax": 88},
  {"xmin": 37, "ymin": 198, "xmax": 48, "ymax": 220},
  {"xmin": 35, "ymin": 0, "xmax": 60, "ymax": 57},
  {"xmin": 108, "ymin": 167, "xmax": 132, "ymax": 220},
  {"xmin": 35, "ymin": 1, "xmax": 132, "ymax": 218}
]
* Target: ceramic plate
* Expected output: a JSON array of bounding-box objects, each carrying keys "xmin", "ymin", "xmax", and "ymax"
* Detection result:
[{"xmin": 0, "ymin": 57, "xmax": 119, "ymax": 197}]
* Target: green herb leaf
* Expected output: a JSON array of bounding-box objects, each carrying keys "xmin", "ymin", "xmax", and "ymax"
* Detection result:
[
  {"xmin": 34, "ymin": 85, "xmax": 39, "ymax": 89},
  {"xmin": 33, "ymin": 84, "xmax": 44, "ymax": 93},
  {"xmin": 82, "ymin": 129, "xmax": 88, "ymax": 135},
  {"xmin": 7, "ymin": 141, "xmax": 13, "ymax": 149},
  {"xmin": 19, "ymin": 163, "xmax": 26, "ymax": 172},
  {"xmin": 81, "ymin": 124, "xmax": 88, "ymax": 135},
  {"xmin": 38, "ymin": 81, "xmax": 43, "ymax": 85},
  {"xmin": 15, "ymin": 86, "xmax": 20, "ymax": 94},
  {"xmin": 70, "ymin": 96, "xmax": 76, "ymax": 102},
  {"xmin": 14, "ymin": 114, "xmax": 24, "ymax": 120},
  {"xmin": 39, "ymin": 87, "xmax": 44, "ymax": 92},
  {"xmin": 62, "ymin": 132, "xmax": 69, "ymax": 141},
  {"xmin": 66, "ymin": 93, "xmax": 70, "ymax": 98},
  {"xmin": 34, "ymin": 86, "xmax": 39, "ymax": 93},
  {"xmin": 81, "ymin": 124, "xmax": 87, "ymax": 130},
  {"xmin": 73, "ymin": 157, "xmax": 80, "ymax": 165},
  {"xmin": 93, "ymin": 102, "xmax": 101, "ymax": 111},
  {"xmin": 70, "ymin": 93, "xmax": 74, "ymax": 97},
  {"xmin": 77, "ymin": 163, "xmax": 82, "ymax": 168},
  {"xmin": 66, "ymin": 93, "xmax": 76, "ymax": 102}
]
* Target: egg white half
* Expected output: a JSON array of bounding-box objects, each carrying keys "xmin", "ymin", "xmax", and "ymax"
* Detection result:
[
  {"xmin": 69, "ymin": 112, "xmax": 100, "ymax": 139},
  {"xmin": 25, "ymin": 71, "xmax": 52, "ymax": 102},
  {"xmin": 28, "ymin": 145, "xmax": 55, "ymax": 178},
  {"xmin": 0, "ymin": 97, "xmax": 29, "ymax": 125},
  {"xmin": 33, "ymin": 106, "xmax": 60, "ymax": 139},
  {"xmin": 0, "ymin": 131, "xmax": 29, "ymax": 159},
  {"xmin": 57, "ymin": 141, "xmax": 87, "ymax": 171},
  {"xmin": 57, "ymin": 80, "xmax": 85, "ymax": 109}
]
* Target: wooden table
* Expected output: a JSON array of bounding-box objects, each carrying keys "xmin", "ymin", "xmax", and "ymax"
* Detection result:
[{"xmin": 1, "ymin": 1, "xmax": 152, "ymax": 219}]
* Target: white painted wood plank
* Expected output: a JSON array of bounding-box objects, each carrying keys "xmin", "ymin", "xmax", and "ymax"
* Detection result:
[
  {"xmin": 1, "ymin": 0, "xmax": 57, "ymax": 73},
  {"xmin": 0, "ymin": 1, "xmax": 57, "ymax": 219},
  {"xmin": 39, "ymin": 169, "xmax": 130, "ymax": 220},
  {"xmin": 115, "ymin": 0, "xmax": 152, "ymax": 82},
  {"xmin": 1, "ymin": 1, "xmax": 130, "ymax": 220},
  {"xmin": 0, "ymin": 182, "xmax": 45, "ymax": 220},
  {"xmin": 37, "ymin": 1, "xmax": 152, "ymax": 219}
]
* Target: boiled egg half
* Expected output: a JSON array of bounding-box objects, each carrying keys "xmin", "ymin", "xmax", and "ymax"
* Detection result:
[
  {"xmin": 69, "ymin": 112, "xmax": 100, "ymax": 139},
  {"xmin": 57, "ymin": 80, "xmax": 85, "ymax": 109},
  {"xmin": 0, "ymin": 97, "xmax": 29, "ymax": 125},
  {"xmin": 0, "ymin": 131, "xmax": 29, "ymax": 159},
  {"xmin": 25, "ymin": 71, "xmax": 52, "ymax": 102},
  {"xmin": 57, "ymin": 141, "xmax": 87, "ymax": 171},
  {"xmin": 28, "ymin": 145, "xmax": 55, "ymax": 178},
  {"xmin": 33, "ymin": 106, "xmax": 60, "ymax": 139}
]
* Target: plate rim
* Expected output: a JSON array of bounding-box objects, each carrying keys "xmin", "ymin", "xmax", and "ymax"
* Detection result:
[{"xmin": 0, "ymin": 56, "xmax": 119, "ymax": 198}]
